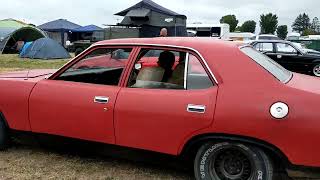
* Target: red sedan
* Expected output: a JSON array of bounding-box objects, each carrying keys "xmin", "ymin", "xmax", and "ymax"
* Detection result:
[{"xmin": 0, "ymin": 38, "xmax": 319, "ymax": 180}]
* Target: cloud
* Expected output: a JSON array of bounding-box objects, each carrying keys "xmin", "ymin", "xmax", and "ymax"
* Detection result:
[{"xmin": 0, "ymin": 0, "xmax": 318, "ymax": 33}]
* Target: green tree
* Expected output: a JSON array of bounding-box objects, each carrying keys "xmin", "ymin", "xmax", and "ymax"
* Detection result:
[
  {"xmin": 292, "ymin": 13, "xmax": 311, "ymax": 34},
  {"xmin": 276, "ymin": 25, "xmax": 288, "ymax": 39},
  {"xmin": 302, "ymin": 28, "xmax": 317, "ymax": 36},
  {"xmin": 260, "ymin": 13, "xmax": 278, "ymax": 34},
  {"xmin": 239, "ymin": 20, "xmax": 256, "ymax": 33},
  {"xmin": 220, "ymin": 15, "xmax": 239, "ymax": 32},
  {"xmin": 311, "ymin": 17, "xmax": 320, "ymax": 33}
]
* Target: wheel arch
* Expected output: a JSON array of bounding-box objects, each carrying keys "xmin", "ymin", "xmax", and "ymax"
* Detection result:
[
  {"xmin": 179, "ymin": 133, "xmax": 291, "ymax": 169},
  {"xmin": 0, "ymin": 112, "xmax": 10, "ymax": 129}
]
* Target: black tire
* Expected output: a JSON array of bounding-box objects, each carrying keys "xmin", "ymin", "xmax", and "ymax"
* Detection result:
[
  {"xmin": 312, "ymin": 63, "xmax": 320, "ymax": 77},
  {"xmin": 194, "ymin": 142, "xmax": 273, "ymax": 180},
  {"xmin": 0, "ymin": 120, "xmax": 9, "ymax": 150},
  {"xmin": 75, "ymin": 48, "xmax": 83, "ymax": 56}
]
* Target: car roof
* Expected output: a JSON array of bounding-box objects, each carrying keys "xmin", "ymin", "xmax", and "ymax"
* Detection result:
[
  {"xmin": 250, "ymin": 40, "xmax": 292, "ymax": 44},
  {"xmin": 94, "ymin": 37, "xmax": 244, "ymax": 51}
]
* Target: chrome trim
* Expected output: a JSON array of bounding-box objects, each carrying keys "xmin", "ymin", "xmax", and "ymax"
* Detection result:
[
  {"xmin": 50, "ymin": 43, "xmax": 219, "ymax": 85},
  {"xmin": 184, "ymin": 52, "xmax": 189, "ymax": 89},
  {"xmin": 94, "ymin": 96, "xmax": 109, "ymax": 104},
  {"xmin": 187, "ymin": 104, "xmax": 206, "ymax": 114}
]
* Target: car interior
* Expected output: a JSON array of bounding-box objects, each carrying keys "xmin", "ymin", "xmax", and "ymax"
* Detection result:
[{"xmin": 56, "ymin": 48, "xmax": 132, "ymax": 86}]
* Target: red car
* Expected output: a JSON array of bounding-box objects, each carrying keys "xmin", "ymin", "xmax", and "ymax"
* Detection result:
[{"xmin": 0, "ymin": 38, "xmax": 319, "ymax": 180}]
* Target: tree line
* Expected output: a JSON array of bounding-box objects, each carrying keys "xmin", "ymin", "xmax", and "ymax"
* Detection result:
[{"xmin": 219, "ymin": 13, "xmax": 320, "ymax": 39}]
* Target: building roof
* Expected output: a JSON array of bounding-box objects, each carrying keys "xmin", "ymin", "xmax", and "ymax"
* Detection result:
[
  {"xmin": 72, "ymin": 25, "xmax": 103, "ymax": 32},
  {"xmin": 38, "ymin": 19, "xmax": 81, "ymax": 31},
  {"xmin": 114, "ymin": 0, "xmax": 186, "ymax": 18}
]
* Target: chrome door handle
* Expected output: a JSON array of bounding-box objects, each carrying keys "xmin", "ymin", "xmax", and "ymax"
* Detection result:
[
  {"xmin": 94, "ymin": 96, "xmax": 109, "ymax": 104},
  {"xmin": 187, "ymin": 104, "xmax": 206, "ymax": 113}
]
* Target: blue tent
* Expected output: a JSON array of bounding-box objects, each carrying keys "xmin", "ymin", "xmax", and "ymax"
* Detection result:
[
  {"xmin": 38, "ymin": 19, "xmax": 81, "ymax": 46},
  {"xmin": 20, "ymin": 38, "xmax": 71, "ymax": 59},
  {"xmin": 72, "ymin": 25, "xmax": 103, "ymax": 33}
]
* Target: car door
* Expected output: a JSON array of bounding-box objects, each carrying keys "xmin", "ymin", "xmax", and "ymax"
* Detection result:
[
  {"xmin": 114, "ymin": 47, "xmax": 218, "ymax": 154},
  {"xmin": 29, "ymin": 46, "xmax": 136, "ymax": 144},
  {"xmin": 274, "ymin": 42, "xmax": 304, "ymax": 72}
]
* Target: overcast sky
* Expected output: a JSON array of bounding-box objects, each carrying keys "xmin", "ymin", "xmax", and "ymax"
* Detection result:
[{"xmin": 0, "ymin": 0, "xmax": 318, "ymax": 33}]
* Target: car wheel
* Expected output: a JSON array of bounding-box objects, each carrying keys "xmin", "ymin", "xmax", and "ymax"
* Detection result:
[
  {"xmin": 0, "ymin": 119, "xmax": 9, "ymax": 150},
  {"xmin": 194, "ymin": 142, "xmax": 273, "ymax": 180},
  {"xmin": 312, "ymin": 64, "xmax": 320, "ymax": 77}
]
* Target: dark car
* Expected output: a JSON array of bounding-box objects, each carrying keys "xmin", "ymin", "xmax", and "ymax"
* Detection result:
[{"xmin": 250, "ymin": 40, "xmax": 320, "ymax": 77}]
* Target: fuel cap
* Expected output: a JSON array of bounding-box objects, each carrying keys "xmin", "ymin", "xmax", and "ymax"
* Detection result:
[{"xmin": 270, "ymin": 102, "xmax": 289, "ymax": 119}]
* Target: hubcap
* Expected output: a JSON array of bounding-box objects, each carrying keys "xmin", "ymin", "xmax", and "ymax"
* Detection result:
[
  {"xmin": 211, "ymin": 148, "xmax": 252, "ymax": 180},
  {"xmin": 313, "ymin": 64, "xmax": 320, "ymax": 77}
]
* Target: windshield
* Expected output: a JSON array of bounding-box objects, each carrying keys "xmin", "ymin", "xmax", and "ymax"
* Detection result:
[{"xmin": 240, "ymin": 47, "xmax": 292, "ymax": 83}]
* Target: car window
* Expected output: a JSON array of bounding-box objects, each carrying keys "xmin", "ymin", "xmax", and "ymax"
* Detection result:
[
  {"xmin": 254, "ymin": 43, "xmax": 273, "ymax": 52},
  {"xmin": 187, "ymin": 54, "xmax": 213, "ymax": 89},
  {"xmin": 276, "ymin": 43, "xmax": 297, "ymax": 54},
  {"xmin": 241, "ymin": 47, "xmax": 292, "ymax": 83},
  {"xmin": 127, "ymin": 49, "xmax": 213, "ymax": 90},
  {"xmin": 56, "ymin": 48, "xmax": 132, "ymax": 86}
]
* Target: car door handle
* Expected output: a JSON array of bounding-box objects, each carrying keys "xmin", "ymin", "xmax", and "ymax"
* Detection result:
[
  {"xmin": 94, "ymin": 96, "xmax": 109, "ymax": 104},
  {"xmin": 187, "ymin": 104, "xmax": 206, "ymax": 113}
]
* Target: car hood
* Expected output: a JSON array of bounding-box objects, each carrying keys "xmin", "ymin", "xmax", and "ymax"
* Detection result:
[
  {"xmin": 0, "ymin": 69, "xmax": 57, "ymax": 79},
  {"xmin": 287, "ymin": 72, "xmax": 320, "ymax": 94}
]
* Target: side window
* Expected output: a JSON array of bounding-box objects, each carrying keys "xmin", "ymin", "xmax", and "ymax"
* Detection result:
[
  {"xmin": 187, "ymin": 54, "xmax": 213, "ymax": 90},
  {"xmin": 127, "ymin": 48, "xmax": 213, "ymax": 90},
  {"xmin": 56, "ymin": 48, "xmax": 132, "ymax": 86},
  {"xmin": 276, "ymin": 43, "xmax": 297, "ymax": 54},
  {"xmin": 254, "ymin": 43, "xmax": 273, "ymax": 52},
  {"xmin": 128, "ymin": 49, "xmax": 184, "ymax": 89}
]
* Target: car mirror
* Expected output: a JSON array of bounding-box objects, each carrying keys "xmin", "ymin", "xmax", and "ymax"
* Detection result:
[{"xmin": 135, "ymin": 63, "xmax": 142, "ymax": 70}]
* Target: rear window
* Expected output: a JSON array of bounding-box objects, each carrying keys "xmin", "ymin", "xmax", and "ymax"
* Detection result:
[{"xmin": 240, "ymin": 47, "xmax": 292, "ymax": 83}]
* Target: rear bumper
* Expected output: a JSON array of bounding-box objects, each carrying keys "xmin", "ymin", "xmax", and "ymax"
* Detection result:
[{"xmin": 287, "ymin": 166, "xmax": 320, "ymax": 179}]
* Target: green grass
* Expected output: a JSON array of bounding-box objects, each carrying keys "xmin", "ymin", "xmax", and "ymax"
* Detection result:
[{"xmin": 0, "ymin": 54, "xmax": 71, "ymax": 72}]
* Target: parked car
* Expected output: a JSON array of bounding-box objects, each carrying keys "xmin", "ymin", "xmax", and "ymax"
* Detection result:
[
  {"xmin": 250, "ymin": 34, "xmax": 281, "ymax": 41},
  {"xmin": 1, "ymin": 38, "xmax": 320, "ymax": 180},
  {"xmin": 251, "ymin": 40, "xmax": 320, "ymax": 77}
]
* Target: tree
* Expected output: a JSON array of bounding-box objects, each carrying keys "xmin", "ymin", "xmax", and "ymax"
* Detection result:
[
  {"xmin": 292, "ymin": 13, "xmax": 311, "ymax": 34},
  {"xmin": 220, "ymin": 15, "xmax": 239, "ymax": 32},
  {"xmin": 277, "ymin": 25, "xmax": 288, "ymax": 39},
  {"xmin": 260, "ymin": 13, "xmax": 278, "ymax": 34},
  {"xmin": 311, "ymin": 17, "xmax": 320, "ymax": 33},
  {"xmin": 302, "ymin": 28, "xmax": 317, "ymax": 36},
  {"xmin": 239, "ymin": 20, "xmax": 256, "ymax": 33}
]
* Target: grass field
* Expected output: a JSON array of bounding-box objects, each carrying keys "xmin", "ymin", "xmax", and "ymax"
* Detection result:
[
  {"xmin": 0, "ymin": 54, "xmax": 69, "ymax": 73},
  {"xmin": 0, "ymin": 54, "xmax": 192, "ymax": 179}
]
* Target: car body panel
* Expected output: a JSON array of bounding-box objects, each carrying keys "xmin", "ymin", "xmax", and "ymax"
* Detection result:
[
  {"xmin": 29, "ymin": 80, "xmax": 119, "ymax": 144},
  {"xmin": 0, "ymin": 38, "xmax": 319, "ymax": 169}
]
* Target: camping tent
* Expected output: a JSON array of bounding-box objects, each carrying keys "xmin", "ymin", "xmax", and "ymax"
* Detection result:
[
  {"xmin": 114, "ymin": 0, "xmax": 187, "ymax": 37},
  {"xmin": 70, "ymin": 25, "xmax": 105, "ymax": 42},
  {"xmin": 38, "ymin": 19, "xmax": 81, "ymax": 47},
  {"xmin": 20, "ymin": 38, "xmax": 71, "ymax": 59},
  {"xmin": 0, "ymin": 19, "xmax": 46, "ymax": 54}
]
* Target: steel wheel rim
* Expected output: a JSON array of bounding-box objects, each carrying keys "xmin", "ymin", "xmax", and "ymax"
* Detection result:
[
  {"xmin": 209, "ymin": 147, "xmax": 253, "ymax": 180},
  {"xmin": 313, "ymin": 64, "xmax": 320, "ymax": 77}
]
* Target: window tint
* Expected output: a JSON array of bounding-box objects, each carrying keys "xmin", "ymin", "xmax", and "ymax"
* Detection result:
[
  {"xmin": 241, "ymin": 47, "xmax": 292, "ymax": 83},
  {"xmin": 187, "ymin": 54, "xmax": 213, "ymax": 89},
  {"xmin": 276, "ymin": 43, "xmax": 297, "ymax": 54},
  {"xmin": 56, "ymin": 48, "xmax": 132, "ymax": 86},
  {"xmin": 127, "ymin": 49, "xmax": 213, "ymax": 90},
  {"xmin": 254, "ymin": 43, "xmax": 273, "ymax": 52}
]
